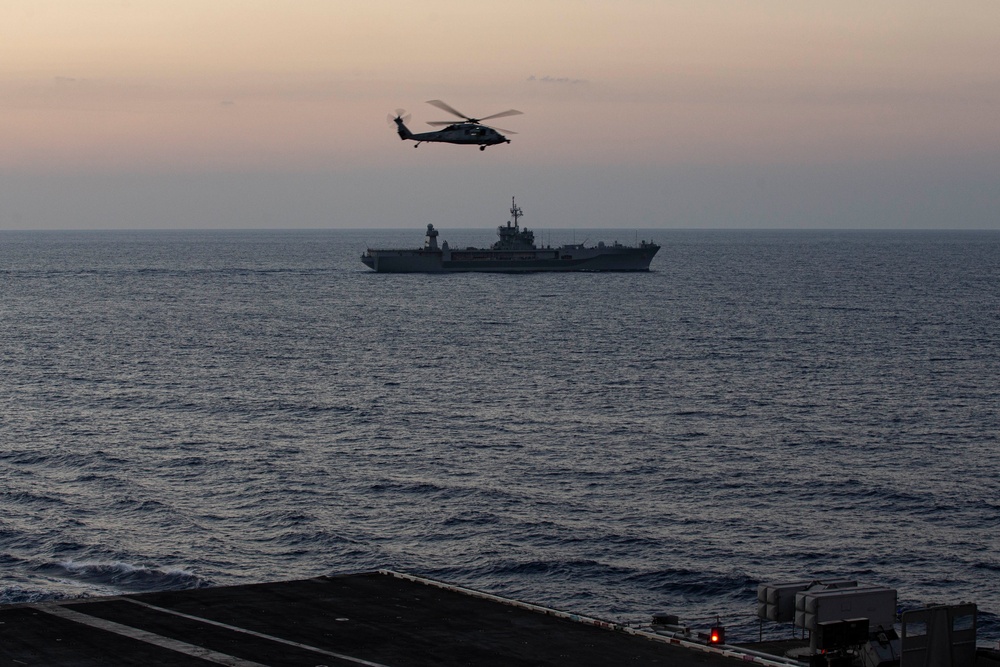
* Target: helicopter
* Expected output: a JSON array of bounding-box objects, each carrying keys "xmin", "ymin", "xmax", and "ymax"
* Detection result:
[{"xmin": 390, "ymin": 99, "xmax": 523, "ymax": 151}]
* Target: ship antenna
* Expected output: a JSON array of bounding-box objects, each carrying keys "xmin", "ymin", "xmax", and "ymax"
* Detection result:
[{"xmin": 510, "ymin": 196, "xmax": 523, "ymax": 229}]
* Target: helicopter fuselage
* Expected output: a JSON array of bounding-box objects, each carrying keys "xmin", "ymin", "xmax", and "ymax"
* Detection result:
[{"xmin": 394, "ymin": 118, "xmax": 509, "ymax": 150}]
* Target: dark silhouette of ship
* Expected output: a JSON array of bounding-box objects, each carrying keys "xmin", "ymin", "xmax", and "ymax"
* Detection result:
[{"xmin": 362, "ymin": 198, "xmax": 660, "ymax": 273}]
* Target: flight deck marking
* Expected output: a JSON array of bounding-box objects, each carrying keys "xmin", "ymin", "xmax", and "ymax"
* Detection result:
[
  {"xmin": 32, "ymin": 603, "xmax": 269, "ymax": 667},
  {"xmin": 121, "ymin": 598, "xmax": 391, "ymax": 667}
]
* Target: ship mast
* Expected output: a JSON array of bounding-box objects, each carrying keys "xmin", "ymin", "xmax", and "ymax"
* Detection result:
[{"xmin": 509, "ymin": 196, "xmax": 523, "ymax": 229}]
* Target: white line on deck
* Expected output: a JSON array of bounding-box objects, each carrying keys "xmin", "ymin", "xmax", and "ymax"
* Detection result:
[
  {"xmin": 121, "ymin": 598, "xmax": 391, "ymax": 667},
  {"xmin": 32, "ymin": 604, "xmax": 269, "ymax": 667}
]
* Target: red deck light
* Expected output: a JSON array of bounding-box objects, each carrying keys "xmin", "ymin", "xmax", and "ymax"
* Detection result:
[{"xmin": 709, "ymin": 626, "xmax": 725, "ymax": 644}]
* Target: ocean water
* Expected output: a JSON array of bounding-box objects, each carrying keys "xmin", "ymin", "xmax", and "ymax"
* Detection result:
[{"xmin": 2, "ymin": 228, "xmax": 998, "ymax": 645}]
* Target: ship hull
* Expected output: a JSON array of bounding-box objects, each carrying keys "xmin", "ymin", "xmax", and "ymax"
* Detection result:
[{"xmin": 362, "ymin": 246, "xmax": 659, "ymax": 273}]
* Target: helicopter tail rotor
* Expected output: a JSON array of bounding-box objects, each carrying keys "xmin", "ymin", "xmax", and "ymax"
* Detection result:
[
  {"xmin": 387, "ymin": 109, "xmax": 413, "ymax": 140},
  {"xmin": 386, "ymin": 109, "xmax": 411, "ymax": 125}
]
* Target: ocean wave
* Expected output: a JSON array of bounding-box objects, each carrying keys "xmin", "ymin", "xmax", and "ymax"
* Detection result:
[
  {"xmin": 43, "ymin": 560, "xmax": 213, "ymax": 593},
  {"xmin": 0, "ymin": 585, "xmax": 80, "ymax": 606},
  {"xmin": 625, "ymin": 567, "xmax": 755, "ymax": 600},
  {"xmin": 3, "ymin": 230, "xmax": 1000, "ymax": 644}
]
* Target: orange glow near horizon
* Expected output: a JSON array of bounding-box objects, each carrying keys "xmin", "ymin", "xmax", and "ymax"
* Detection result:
[{"xmin": 3, "ymin": 0, "xmax": 1000, "ymax": 172}]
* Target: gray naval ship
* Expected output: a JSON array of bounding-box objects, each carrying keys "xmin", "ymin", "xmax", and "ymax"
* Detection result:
[{"xmin": 361, "ymin": 198, "xmax": 660, "ymax": 273}]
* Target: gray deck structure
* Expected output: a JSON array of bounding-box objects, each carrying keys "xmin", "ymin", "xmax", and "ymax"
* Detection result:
[{"xmin": 1, "ymin": 570, "xmax": 761, "ymax": 666}]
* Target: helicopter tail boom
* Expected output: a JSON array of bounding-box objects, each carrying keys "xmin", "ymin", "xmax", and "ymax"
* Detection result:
[{"xmin": 394, "ymin": 116, "xmax": 414, "ymax": 141}]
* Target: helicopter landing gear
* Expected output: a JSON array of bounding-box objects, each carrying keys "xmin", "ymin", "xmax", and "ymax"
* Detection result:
[{"xmin": 479, "ymin": 145, "xmax": 486, "ymax": 151}]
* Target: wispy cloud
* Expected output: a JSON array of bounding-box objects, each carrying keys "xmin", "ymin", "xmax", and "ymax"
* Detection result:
[{"xmin": 527, "ymin": 75, "xmax": 587, "ymax": 85}]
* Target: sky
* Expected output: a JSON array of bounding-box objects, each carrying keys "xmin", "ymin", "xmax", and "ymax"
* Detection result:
[{"xmin": 2, "ymin": 0, "xmax": 1000, "ymax": 230}]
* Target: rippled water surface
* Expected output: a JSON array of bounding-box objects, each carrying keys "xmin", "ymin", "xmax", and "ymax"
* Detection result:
[{"xmin": 2, "ymin": 228, "xmax": 998, "ymax": 643}]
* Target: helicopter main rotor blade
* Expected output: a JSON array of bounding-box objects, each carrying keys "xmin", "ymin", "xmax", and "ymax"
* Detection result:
[
  {"xmin": 478, "ymin": 109, "xmax": 523, "ymax": 122},
  {"xmin": 426, "ymin": 99, "xmax": 471, "ymax": 120}
]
